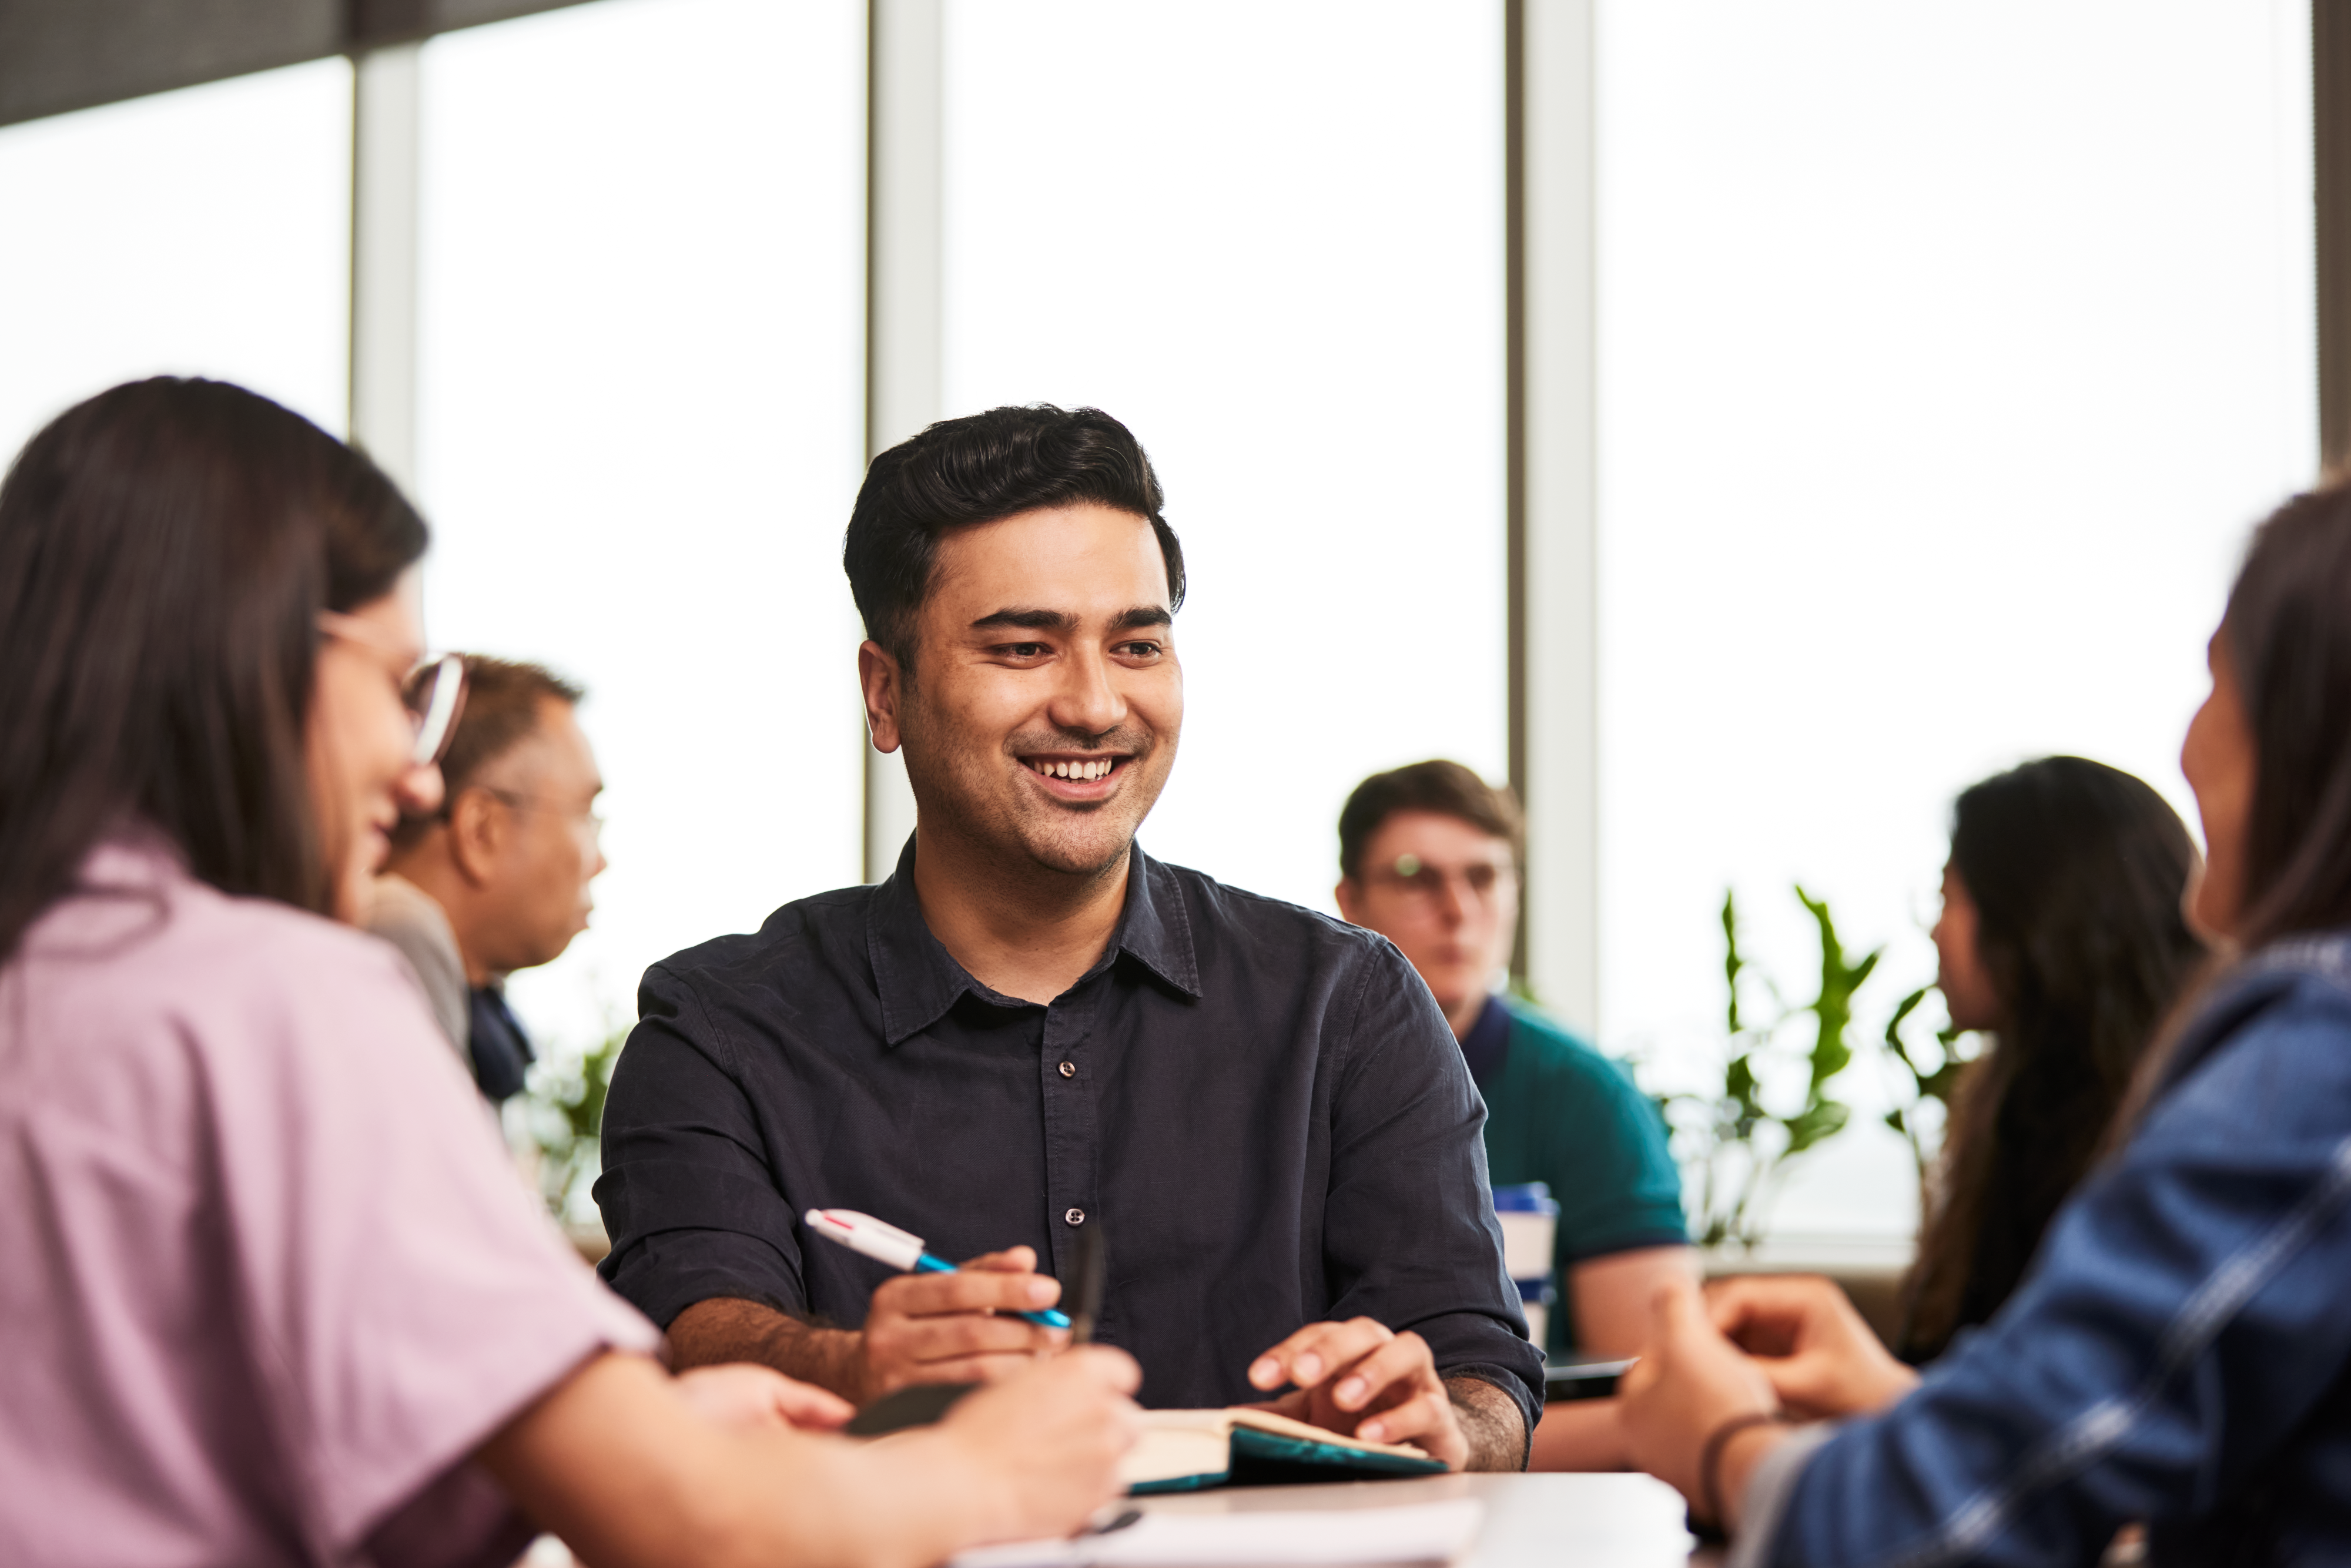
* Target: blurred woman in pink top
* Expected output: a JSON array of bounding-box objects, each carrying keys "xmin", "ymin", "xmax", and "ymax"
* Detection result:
[{"xmin": 0, "ymin": 378, "xmax": 1140, "ymax": 1568}]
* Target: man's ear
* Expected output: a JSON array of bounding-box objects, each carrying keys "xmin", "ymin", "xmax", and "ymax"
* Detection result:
[
  {"xmin": 1334, "ymin": 877, "xmax": 1364, "ymax": 926},
  {"xmin": 858, "ymin": 641, "xmax": 907, "ymax": 755},
  {"xmin": 446, "ymin": 786, "xmax": 505, "ymax": 887}
]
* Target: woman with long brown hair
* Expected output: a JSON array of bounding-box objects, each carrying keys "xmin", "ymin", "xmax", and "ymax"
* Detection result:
[
  {"xmin": 1619, "ymin": 481, "xmax": 2351, "ymax": 1563},
  {"xmin": 1901, "ymin": 756, "xmax": 2206, "ymax": 1362},
  {"xmin": 0, "ymin": 378, "xmax": 1138, "ymax": 1568}
]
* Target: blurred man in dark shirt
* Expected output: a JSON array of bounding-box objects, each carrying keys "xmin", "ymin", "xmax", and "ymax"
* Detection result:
[{"xmin": 369, "ymin": 657, "xmax": 607, "ymax": 1101}]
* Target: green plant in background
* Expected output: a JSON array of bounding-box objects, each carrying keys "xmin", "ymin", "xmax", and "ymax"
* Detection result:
[
  {"xmin": 1879, "ymin": 984, "xmax": 1979, "ymax": 1184},
  {"xmin": 507, "ymin": 1024, "xmax": 627, "ymax": 1228},
  {"xmin": 1657, "ymin": 886, "xmax": 1877, "ymax": 1251}
]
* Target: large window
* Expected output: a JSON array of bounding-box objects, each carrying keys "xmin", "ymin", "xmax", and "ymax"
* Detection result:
[
  {"xmin": 943, "ymin": 1, "xmax": 1508, "ymax": 913},
  {"xmin": 0, "ymin": 60, "xmax": 350, "ymax": 460},
  {"xmin": 1597, "ymin": 0, "xmax": 2317, "ymax": 1238},
  {"xmin": 417, "ymin": 0, "xmax": 866, "ymax": 1046}
]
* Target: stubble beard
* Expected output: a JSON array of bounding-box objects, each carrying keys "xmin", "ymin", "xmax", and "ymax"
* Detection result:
[{"xmin": 900, "ymin": 707, "xmax": 1173, "ymax": 884}]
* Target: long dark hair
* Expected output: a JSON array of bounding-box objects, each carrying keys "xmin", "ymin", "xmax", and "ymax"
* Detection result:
[
  {"xmin": 2219, "ymin": 483, "xmax": 2351, "ymax": 944},
  {"xmin": 0, "ymin": 378, "xmax": 427, "ymax": 964},
  {"xmin": 2108, "ymin": 482, "xmax": 2351, "ymax": 1144},
  {"xmin": 1900, "ymin": 757, "xmax": 2205, "ymax": 1359}
]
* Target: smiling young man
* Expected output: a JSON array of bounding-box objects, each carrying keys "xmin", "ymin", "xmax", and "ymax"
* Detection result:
[{"xmin": 594, "ymin": 406, "xmax": 1540, "ymax": 1469}]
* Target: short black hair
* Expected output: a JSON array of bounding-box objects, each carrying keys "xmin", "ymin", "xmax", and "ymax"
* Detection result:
[
  {"xmin": 1338, "ymin": 760, "xmax": 1525, "ymax": 881},
  {"xmin": 843, "ymin": 405, "xmax": 1185, "ymax": 670}
]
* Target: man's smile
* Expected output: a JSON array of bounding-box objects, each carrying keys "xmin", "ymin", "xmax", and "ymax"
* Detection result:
[{"xmin": 1020, "ymin": 753, "xmax": 1131, "ymax": 794}]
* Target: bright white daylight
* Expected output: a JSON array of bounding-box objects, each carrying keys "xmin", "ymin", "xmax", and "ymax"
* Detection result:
[{"xmin": 0, "ymin": 0, "xmax": 2318, "ymax": 1245}]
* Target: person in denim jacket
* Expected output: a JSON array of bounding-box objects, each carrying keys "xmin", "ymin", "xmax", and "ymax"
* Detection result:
[{"xmin": 1619, "ymin": 480, "xmax": 2351, "ymax": 1565}]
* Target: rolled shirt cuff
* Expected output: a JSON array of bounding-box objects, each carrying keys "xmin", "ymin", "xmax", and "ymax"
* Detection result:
[{"xmin": 1724, "ymin": 1419, "xmax": 1838, "ymax": 1568}]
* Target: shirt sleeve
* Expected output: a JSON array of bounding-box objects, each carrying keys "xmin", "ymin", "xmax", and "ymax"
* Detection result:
[
  {"xmin": 1321, "ymin": 938, "xmax": 1548, "ymax": 1438},
  {"xmin": 595, "ymin": 960, "xmax": 813, "ymax": 1329},
  {"xmin": 209, "ymin": 924, "xmax": 659, "ymax": 1558},
  {"xmin": 1753, "ymin": 980, "xmax": 2351, "ymax": 1566},
  {"xmin": 1534, "ymin": 1036, "xmax": 1688, "ymax": 1262}
]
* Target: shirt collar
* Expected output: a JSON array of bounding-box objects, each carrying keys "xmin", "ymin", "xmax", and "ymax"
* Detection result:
[
  {"xmin": 1459, "ymin": 991, "xmax": 1514, "ymax": 1090},
  {"xmin": 866, "ymin": 835, "xmax": 1203, "ymax": 1046}
]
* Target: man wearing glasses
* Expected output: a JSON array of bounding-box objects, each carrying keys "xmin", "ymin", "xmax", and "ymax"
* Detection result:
[
  {"xmin": 1335, "ymin": 760, "xmax": 1695, "ymax": 1470},
  {"xmin": 369, "ymin": 657, "xmax": 608, "ymax": 1101},
  {"xmin": 595, "ymin": 405, "xmax": 1542, "ymax": 1471}
]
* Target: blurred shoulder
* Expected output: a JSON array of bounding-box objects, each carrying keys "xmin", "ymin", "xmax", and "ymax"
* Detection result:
[
  {"xmin": 1156, "ymin": 856, "xmax": 1399, "ymax": 967},
  {"xmin": 32, "ymin": 840, "xmax": 424, "ymax": 1015},
  {"xmin": 2142, "ymin": 940, "xmax": 2351, "ymax": 1150},
  {"xmin": 11, "ymin": 842, "xmax": 454, "ymax": 1119},
  {"xmin": 1501, "ymin": 997, "xmax": 1642, "ymax": 1092}
]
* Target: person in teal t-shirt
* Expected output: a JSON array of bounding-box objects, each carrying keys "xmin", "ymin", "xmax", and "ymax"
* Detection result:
[
  {"xmin": 1337, "ymin": 760, "xmax": 1695, "ymax": 1470},
  {"xmin": 1471, "ymin": 997, "xmax": 1690, "ymax": 1348}
]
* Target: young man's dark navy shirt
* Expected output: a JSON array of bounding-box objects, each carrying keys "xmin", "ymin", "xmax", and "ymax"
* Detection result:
[{"xmin": 594, "ymin": 837, "xmax": 1543, "ymax": 1429}]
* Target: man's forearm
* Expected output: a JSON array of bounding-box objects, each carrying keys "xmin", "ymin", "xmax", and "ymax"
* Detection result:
[
  {"xmin": 668, "ymin": 1296, "xmax": 869, "ymax": 1402},
  {"xmin": 1445, "ymin": 1376, "xmax": 1529, "ymax": 1472}
]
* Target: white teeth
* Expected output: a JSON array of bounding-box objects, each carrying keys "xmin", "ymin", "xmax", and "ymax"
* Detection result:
[{"xmin": 1031, "ymin": 758, "xmax": 1116, "ymax": 780}]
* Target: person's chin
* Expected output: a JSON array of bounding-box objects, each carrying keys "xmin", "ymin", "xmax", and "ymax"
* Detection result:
[{"xmin": 1013, "ymin": 811, "xmax": 1139, "ymax": 877}]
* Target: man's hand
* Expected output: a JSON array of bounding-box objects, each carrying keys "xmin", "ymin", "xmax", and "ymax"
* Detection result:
[
  {"xmin": 665, "ymin": 1247, "xmax": 1067, "ymax": 1405},
  {"xmin": 859, "ymin": 1246, "xmax": 1068, "ymax": 1399},
  {"xmin": 672, "ymin": 1363, "xmax": 856, "ymax": 1432},
  {"xmin": 1617, "ymin": 1286, "xmax": 1782, "ymax": 1524},
  {"xmin": 1245, "ymin": 1318, "xmax": 1476, "ymax": 1470},
  {"xmin": 1706, "ymin": 1274, "xmax": 1919, "ymax": 1420}
]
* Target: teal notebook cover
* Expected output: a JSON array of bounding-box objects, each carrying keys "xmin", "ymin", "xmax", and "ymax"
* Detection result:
[{"xmin": 1126, "ymin": 1418, "xmax": 1448, "ymax": 1494}]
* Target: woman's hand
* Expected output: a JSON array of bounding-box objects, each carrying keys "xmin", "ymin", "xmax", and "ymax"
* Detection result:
[
  {"xmin": 919, "ymin": 1344, "xmax": 1144, "ymax": 1544},
  {"xmin": 1617, "ymin": 1285, "xmax": 1781, "ymax": 1510},
  {"xmin": 1706, "ymin": 1275, "xmax": 1920, "ymax": 1419},
  {"xmin": 672, "ymin": 1362, "xmax": 856, "ymax": 1432}
]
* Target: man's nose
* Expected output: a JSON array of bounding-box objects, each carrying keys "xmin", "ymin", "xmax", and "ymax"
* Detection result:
[
  {"xmin": 1436, "ymin": 876, "xmax": 1473, "ymax": 927},
  {"xmin": 1050, "ymin": 646, "xmax": 1128, "ymax": 736},
  {"xmin": 396, "ymin": 760, "xmax": 444, "ymax": 819}
]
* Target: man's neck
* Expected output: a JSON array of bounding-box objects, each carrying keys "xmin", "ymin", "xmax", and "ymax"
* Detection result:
[{"xmin": 908, "ymin": 822, "xmax": 1131, "ymax": 1006}]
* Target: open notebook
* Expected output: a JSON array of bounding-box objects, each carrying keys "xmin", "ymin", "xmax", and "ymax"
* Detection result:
[{"xmin": 1122, "ymin": 1408, "xmax": 1449, "ymax": 1493}]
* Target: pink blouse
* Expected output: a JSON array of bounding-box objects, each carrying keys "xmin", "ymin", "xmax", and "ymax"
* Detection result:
[{"xmin": 0, "ymin": 839, "xmax": 660, "ymax": 1566}]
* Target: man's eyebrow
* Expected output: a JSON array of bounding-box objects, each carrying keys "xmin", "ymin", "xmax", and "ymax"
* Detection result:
[
  {"xmin": 970, "ymin": 608, "xmax": 1076, "ymax": 632},
  {"xmin": 966, "ymin": 606, "xmax": 1172, "ymax": 634}
]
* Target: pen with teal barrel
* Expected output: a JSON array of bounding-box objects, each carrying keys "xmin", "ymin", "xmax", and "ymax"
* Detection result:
[{"xmin": 803, "ymin": 1207, "xmax": 1074, "ymax": 1330}]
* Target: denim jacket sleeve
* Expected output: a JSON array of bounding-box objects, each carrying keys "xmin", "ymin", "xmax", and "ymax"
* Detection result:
[{"xmin": 1747, "ymin": 953, "xmax": 2351, "ymax": 1567}]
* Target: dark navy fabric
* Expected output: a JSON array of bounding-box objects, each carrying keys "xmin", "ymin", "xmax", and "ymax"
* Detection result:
[
  {"xmin": 1757, "ymin": 934, "xmax": 2351, "ymax": 1566},
  {"xmin": 594, "ymin": 837, "xmax": 1542, "ymax": 1425},
  {"xmin": 465, "ymin": 984, "xmax": 533, "ymax": 1103},
  {"xmin": 1459, "ymin": 993, "xmax": 1513, "ymax": 1092}
]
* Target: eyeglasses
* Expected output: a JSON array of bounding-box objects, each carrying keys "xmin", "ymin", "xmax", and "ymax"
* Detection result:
[
  {"xmin": 402, "ymin": 655, "xmax": 467, "ymax": 767},
  {"xmin": 1364, "ymin": 852, "xmax": 1515, "ymax": 903},
  {"xmin": 318, "ymin": 611, "xmax": 469, "ymax": 767}
]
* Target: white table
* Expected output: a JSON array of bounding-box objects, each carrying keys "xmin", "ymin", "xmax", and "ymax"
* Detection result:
[{"xmin": 1131, "ymin": 1473, "xmax": 1712, "ymax": 1567}]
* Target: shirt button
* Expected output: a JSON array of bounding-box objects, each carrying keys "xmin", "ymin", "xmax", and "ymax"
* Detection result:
[
  {"xmin": 1058, "ymin": 1060, "xmax": 1076, "ymax": 1078},
  {"xmin": 1065, "ymin": 1207, "xmax": 1086, "ymax": 1225}
]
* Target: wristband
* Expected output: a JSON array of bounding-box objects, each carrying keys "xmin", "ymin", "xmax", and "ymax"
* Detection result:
[{"xmin": 1699, "ymin": 1410, "xmax": 1785, "ymax": 1531}]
